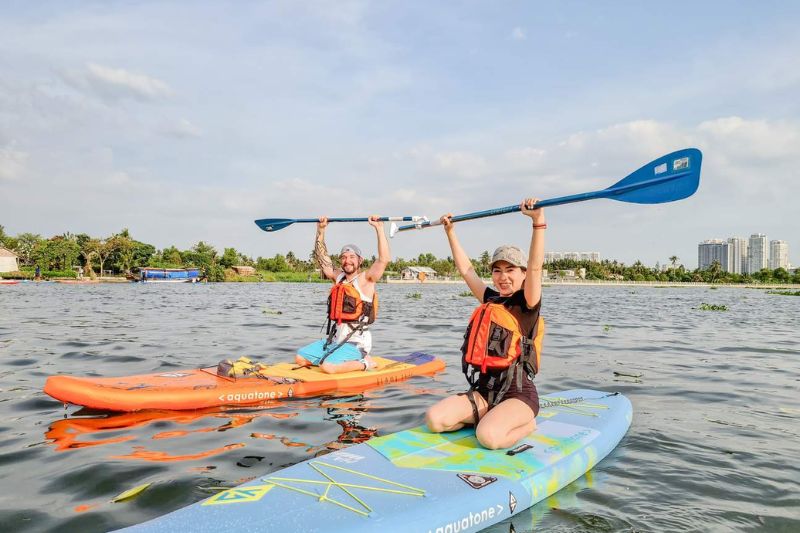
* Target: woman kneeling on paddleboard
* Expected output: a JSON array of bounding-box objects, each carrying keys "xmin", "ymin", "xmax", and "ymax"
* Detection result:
[{"xmin": 426, "ymin": 198, "xmax": 545, "ymax": 449}]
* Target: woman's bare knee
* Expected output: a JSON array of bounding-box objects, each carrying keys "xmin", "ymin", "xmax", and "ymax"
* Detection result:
[
  {"xmin": 426, "ymin": 404, "xmax": 467, "ymax": 433},
  {"xmin": 425, "ymin": 411, "xmax": 441, "ymax": 432},
  {"xmin": 424, "ymin": 394, "xmax": 481, "ymax": 434},
  {"xmin": 475, "ymin": 424, "xmax": 507, "ymax": 450}
]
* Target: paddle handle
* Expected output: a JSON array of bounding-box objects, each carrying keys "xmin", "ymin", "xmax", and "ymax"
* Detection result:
[{"xmin": 393, "ymin": 199, "xmax": 560, "ymax": 233}]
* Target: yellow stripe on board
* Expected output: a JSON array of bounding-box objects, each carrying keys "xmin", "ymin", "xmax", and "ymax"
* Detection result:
[{"xmin": 263, "ymin": 357, "xmax": 412, "ymax": 381}]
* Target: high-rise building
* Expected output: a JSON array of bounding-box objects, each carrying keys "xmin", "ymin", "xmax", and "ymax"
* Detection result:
[
  {"xmin": 726, "ymin": 237, "xmax": 747, "ymax": 274},
  {"xmin": 769, "ymin": 240, "xmax": 789, "ymax": 270},
  {"xmin": 698, "ymin": 239, "xmax": 726, "ymax": 270},
  {"xmin": 748, "ymin": 234, "xmax": 768, "ymax": 273}
]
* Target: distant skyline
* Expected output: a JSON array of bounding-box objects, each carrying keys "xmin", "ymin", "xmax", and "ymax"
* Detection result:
[
  {"xmin": 699, "ymin": 233, "xmax": 792, "ymax": 273},
  {"xmin": 2, "ymin": 2, "xmax": 799, "ymax": 268},
  {"xmin": 698, "ymin": 232, "xmax": 793, "ymax": 270}
]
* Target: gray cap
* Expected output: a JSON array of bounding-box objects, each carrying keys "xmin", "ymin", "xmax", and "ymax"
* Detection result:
[
  {"xmin": 340, "ymin": 244, "xmax": 363, "ymax": 258},
  {"xmin": 491, "ymin": 245, "xmax": 527, "ymax": 269}
]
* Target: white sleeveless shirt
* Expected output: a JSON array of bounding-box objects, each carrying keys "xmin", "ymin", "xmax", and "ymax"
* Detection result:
[{"xmin": 333, "ymin": 272, "xmax": 373, "ymax": 356}]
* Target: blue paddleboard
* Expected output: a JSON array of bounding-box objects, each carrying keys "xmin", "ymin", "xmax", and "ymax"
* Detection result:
[{"xmin": 120, "ymin": 389, "xmax": 632, "ymax": 532}]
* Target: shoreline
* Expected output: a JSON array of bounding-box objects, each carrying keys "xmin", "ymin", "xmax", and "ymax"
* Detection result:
[
  {"xmin": 6, "ymin": 276, "xmax": 799, "ymax": 290},
  {"xmin": 386, "ymin": 278, "xmax": 800, "ymax": 289}
]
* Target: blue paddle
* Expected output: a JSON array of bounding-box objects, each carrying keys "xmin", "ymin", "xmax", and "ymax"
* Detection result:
[
  {"xmin": 254, "ymin": 215, "xmax": 429, "ymax": 233},
  {"xmin": 392, "ymin": 148, "xmax": 702, "ymax": 235}
]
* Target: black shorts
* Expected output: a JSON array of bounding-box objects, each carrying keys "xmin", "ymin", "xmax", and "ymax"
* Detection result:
[{"xmin": 475, "ymin": 372, "xmax": 540, "ymax": 417}]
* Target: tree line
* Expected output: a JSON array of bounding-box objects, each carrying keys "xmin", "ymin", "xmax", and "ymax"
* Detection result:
[
  {"xmin": 549, "ymin": 257, "xmax": 800, "ymax": 284},
  {"xmin": 1, "ymin": 225, "xmax": 796, "ymax": 284}
]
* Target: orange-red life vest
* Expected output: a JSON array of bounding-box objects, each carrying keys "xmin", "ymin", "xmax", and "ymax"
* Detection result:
[
  {"xmin": 328, "ymin": 281, "xmax": 378, "ymax": 325},
  {"xmin": 462, "ymin": 302, "xmax": 544, "ymax": 376}
]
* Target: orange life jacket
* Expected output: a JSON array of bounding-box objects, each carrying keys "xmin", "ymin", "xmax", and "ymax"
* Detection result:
[
  {"xmin": 328, "ymin": 281, "xmax": 378, "ymax": 325},
  {"xmin": 462, "ymin": 302, "xmax": 544, "ymax": 376}
]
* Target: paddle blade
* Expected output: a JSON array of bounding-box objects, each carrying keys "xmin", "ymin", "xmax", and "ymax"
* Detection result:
[
  {"xmin": 254, "ymin": 218, "xmax": 295, "ymax": 232},
  {"xmin": 603, "ymin": 148, "xmax": 702, "ymax": 204}
]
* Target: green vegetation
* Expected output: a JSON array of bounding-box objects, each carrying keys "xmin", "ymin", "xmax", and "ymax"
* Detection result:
[
  {"xmin": 546, "ymin": 256, "xmax": 800, "ymax": 285},
  {"xmin": 258, "ymin": 272, "xmax": 328, "ymax": 283},
  {"xmin": 0, "ymin": 224, "xmax": 329, "ymax": 282},
  {"xmin": 458, "ymin": 291, "xmax": 473, "ymax": 297},
  {"xmin": 406, "ymin": 292, "xmax": 422, "ymax": 299},
  {"xmin": 2, "ymin": 225, "xmax": 798, "ymax": 285},
  {"xmin": 698, "ymin": 303, "xmax": 728, "ymax": 311},
  {"xmin": 766, "ymin": 290, "xmax": 800, "ymax": 296},
  {"xmin": 0, "ymin": 269, "xmax": 77, "ymax": 280}
]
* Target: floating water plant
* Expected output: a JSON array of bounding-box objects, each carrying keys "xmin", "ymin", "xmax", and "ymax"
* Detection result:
[
  {"xmin": 603, "ymin": 325, "xmax": 612, "ymax": 333},
  {"xmin": 262, "ymin": 308, "xmax": 283, "ymax": 315},
  {"xmin": 698, "ymin": 303, "xmax": 728, "ymax": 311},
  {"xmin": 458, "ymin": 291, "xmax": 472, "ymax": 297},
  {"xmin": 406, "ymin": 292, "xmax": 422, "ymax": 299},
  {"xmin": 613, "ymin": 371, "xmax": 643, "ymax": 378},
  {"xmin": 766, "ymin": 290, "xmax": 800, "ymax": 296}
]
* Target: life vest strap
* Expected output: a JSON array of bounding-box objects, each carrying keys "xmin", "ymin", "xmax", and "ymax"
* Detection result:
[
  {"xmin": 464, "ymin": 387, "xmax": 481, "ymax": 425},
  {"xmin": 319, "ymin": 321, "xmax": 365, "ymax": 366}
]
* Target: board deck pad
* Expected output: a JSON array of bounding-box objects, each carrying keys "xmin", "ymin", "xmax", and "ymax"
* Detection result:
[
  {"xmin": 120, "ymin": 389, "xmax": 632, "ymax": 532},
  {"xmin": 44, "ymin": 352, "xmax": 445, "ymax": 411}
]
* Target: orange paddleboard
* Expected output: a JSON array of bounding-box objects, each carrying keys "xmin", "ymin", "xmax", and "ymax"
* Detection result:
[{"xmin": 44, "ymin": 352, "xmax": 444, "ymax": 411}]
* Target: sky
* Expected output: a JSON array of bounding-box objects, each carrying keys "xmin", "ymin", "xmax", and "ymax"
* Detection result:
[{"xmin": 2, "ymin": 1, "xmax": 799, "ymax": 269}]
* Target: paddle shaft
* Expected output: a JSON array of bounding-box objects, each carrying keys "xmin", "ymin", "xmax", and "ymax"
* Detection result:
[
  {"xmin": 287, "ymin": 216, "xmax": 416, "ymax": 224},
  {"xmin": 396, "ymin": 169, "xmax": 692, "ymax": 232},
  {"xmin": 255, "ymin": 215, "xmax": 428, "ymax": 233}
]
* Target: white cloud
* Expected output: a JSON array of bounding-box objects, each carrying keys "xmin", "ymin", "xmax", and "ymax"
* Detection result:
[
  {"xmin": 404, "ymin": 146, "xmax": 488, "ymax": 179},
  {"xmin": 161, "ymin": 118, "xmax": 203, "ymax": 138},
  {"xmin": 505, "ymin": 146, "xmax": 547, "ymax": 163},
  {"xmin": 434, "ymin": 151, "xmax": 487, "ymax": 178},
  {"xmin": 268, "ymin": 178, "xmax": 364, "ymax": 212},
  {"xmin": 106, "ymin": 171, "xmax": 132, "ymax": 186},
  {"xmin": 697, "ymin": 116, "xmax": 799, "ymax": 159},
  {"xmin": 510, "ymin": 27, "xmax": 526, "ymax": 41},
  {"xmin": 352, "ymin": 67, "xmax": 414, "ymax": 99},
  {"xmin": 61, "ymin": 63, "xmax": 173, "ymax": 102},
  {"xmin": 0, "ymin": 143, "xmax": 28, "ymax": 181}
]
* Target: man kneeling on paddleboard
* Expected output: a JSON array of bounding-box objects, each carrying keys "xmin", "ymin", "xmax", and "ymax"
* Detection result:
[
  {"xmin": 426, "ymin": 198, "xmax": 546, "ymax": 449},
  {"xmin": 295, "ymin": 215, "xmax": 390, "ymax": 374}
]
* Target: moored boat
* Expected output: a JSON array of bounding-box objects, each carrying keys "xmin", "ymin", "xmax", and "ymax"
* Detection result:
[{"xmin": 131, "ymin": 267, "xmax": 203, "ymax": 283}]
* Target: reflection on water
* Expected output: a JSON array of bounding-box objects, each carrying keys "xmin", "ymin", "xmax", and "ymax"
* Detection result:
[
  {"xmin": 45, "ymin": 407, "xmax": 294, "ymax": 453},
  {"xmin": 45, "ymin": 397, "xmax": 377, "ymax": 462},
  {"xmin": 1, "ymin": 282, "xmax": 799, "ymax": 531}
]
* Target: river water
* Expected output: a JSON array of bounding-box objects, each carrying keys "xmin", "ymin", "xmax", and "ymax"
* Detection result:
[{"xmin": 0, "ymin": 282, "xmax": 798, "ymax": 532}]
